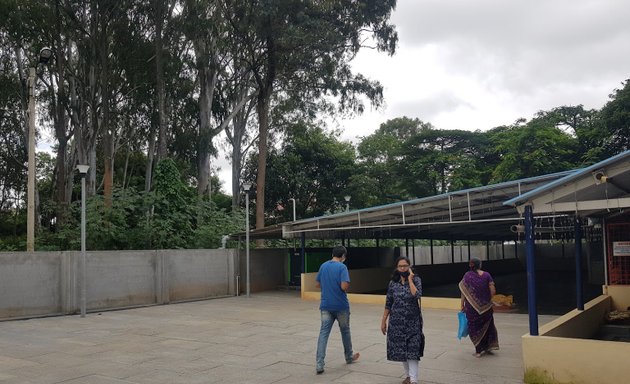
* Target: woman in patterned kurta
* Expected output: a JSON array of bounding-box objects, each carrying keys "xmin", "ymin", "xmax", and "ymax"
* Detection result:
[{"xmin": 381, "ymin": 257, "xmax": 425, "ymax": 384}]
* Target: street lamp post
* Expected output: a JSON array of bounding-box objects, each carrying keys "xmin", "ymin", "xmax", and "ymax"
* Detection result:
[
  {"xmin": 243, "ymin": 182, "xmax": 252, "ymax": 297},
  {"xmin": 26, "ymin": 47, "xmax": 53, "ymax": 252},
  {"xmin": 77, "ymin": 165, "xmax": 89, "ymax": 317},
  {"xmin": 289, "ymin": 198, "xmax": 296, "ymax": 221},
  {"xmin": 344, "ymin": 195, "xmax": 351, "ymax": 212}
]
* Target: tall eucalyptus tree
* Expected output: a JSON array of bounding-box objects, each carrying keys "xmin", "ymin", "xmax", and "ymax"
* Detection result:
[{"xmin": 228, "ymin": 0, "xmax": 398, "ymax": 230}]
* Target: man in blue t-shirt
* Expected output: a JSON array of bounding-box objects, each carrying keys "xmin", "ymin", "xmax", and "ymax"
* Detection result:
[{"xmin": 315, "ymin": 245, "xmax": 360, "ymax": 374}]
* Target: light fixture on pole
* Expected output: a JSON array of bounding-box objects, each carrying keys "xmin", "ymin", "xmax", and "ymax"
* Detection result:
[
  {"xmin": 344, "ymin": 195, "xmax": 351, "ymax": 212},
  {"xmin": 243, "ymin": 182, "xmax": 252, "ymax": 298},
  {"xmin": 76, "ymin": 164, "xmax": 89, "ymax": 317},
  {"xmin": 289, "ymin": 198, "xmax": 296, "ymax": 221},
  {"xmin": 26, "ymin": 47, "xmax": 53, "ymax": 252}
]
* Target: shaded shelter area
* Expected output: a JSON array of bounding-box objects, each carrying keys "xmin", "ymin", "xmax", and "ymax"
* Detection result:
[
  {"xmin": 504, "ymin": 150, "xmax": 630, "ymax": 331},
  {"xmin": 237, "ymin": 150, "xmax": 630, "ymax": 312}
]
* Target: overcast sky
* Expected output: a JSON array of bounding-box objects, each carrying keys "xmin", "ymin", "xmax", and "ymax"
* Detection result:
[
  {"xmin": 335, "ymin": 0, "xmax": 630, "ymax": 139},
  {"xmin": 218, "ymin": 0, "xmax": 630, "ymax": 191}
]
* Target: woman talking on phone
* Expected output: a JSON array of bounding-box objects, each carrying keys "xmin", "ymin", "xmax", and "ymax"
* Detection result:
[{"xmin": 381, "ymin": 256, "xmax": 425, "ymax": 384}]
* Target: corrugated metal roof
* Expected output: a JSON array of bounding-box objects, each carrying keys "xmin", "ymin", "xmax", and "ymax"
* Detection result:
[
  {"xmin": 235, "ymin": 151, "xmax": 630, "ymax": 241},
  {"xmin": 504, "ymin": 150, "xmax": 630, "ymax": 215}
]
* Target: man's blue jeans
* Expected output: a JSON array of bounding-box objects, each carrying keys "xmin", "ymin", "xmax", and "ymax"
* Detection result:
[{"xmin": 316, "ymin": 309, "xmax": 353, "ymax": 370}]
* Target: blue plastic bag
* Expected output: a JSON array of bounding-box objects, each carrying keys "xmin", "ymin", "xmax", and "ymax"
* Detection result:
[{"xmin": 457, "ymin": 311, "xmax": 469, "ymax": 340}]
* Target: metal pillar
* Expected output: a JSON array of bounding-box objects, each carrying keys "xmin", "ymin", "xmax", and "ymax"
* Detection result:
[
  {"xmin": 245, "ymin": 191, "xmax": 250, "ymax": 297},
  {"xmin": 525, "ymin": 205, "xmax": 539, "ymax": 336},
  {"xmin": 300, "ymin": 233, "xmax": 306, "ymax": 273},
  {"xmin": 575, "ymin": 217, "xmax": 584, "ymax": 310},
  {"xmin": 80, "ymin": 172, "xmax": 87, "ymax": 317}
]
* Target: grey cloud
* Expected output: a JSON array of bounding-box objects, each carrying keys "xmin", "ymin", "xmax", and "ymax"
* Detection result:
[
  {"xmin": 389, "ymin": 92, "xmax": 472, "ymax": 123},
  {"xmin": 392, "ymin": 0, "xmax": 630, "ymax": 96}
]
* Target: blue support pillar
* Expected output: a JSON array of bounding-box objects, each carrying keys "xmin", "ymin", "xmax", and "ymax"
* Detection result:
[
  {"xmin": 575, "ymin": 217, "xmax": 584, "ymax": 310},
  {"xmin": 525, "ymin": 205, "xmax": 539, "ymax": 336},
  {"xmin": 300, "ymin": 233, "xmax": 306, "ymax": 273}
]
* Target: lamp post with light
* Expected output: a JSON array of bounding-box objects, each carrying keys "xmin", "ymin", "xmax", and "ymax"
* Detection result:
[
  {"xmin": 243, "ymin": 182, "xmax": 252, "ymax": 297},
  {"xmin": 344, "ymin": 195, "xmax": 351, "ymax": 212},
  {"xmin": 76, "ymin": 165, "xmax": 89, "ymax": 317},
  {"xmin": 26, "ymin": 47, "xmax": 53, "ymax": 252}
]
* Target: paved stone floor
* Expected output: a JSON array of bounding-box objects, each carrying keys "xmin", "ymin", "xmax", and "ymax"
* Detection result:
[{"xmin": 0, "ymin": 291, "xmax": 556, "ymax": 383}]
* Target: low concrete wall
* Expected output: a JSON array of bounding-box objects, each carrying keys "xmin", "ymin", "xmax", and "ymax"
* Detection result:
[
  {"xmin": 605, "ymin": 285, "xmax": 630, "ymax": 310},
  {"xmin": 0, "ymin": 249, "xmax": 254, "ymax": 320},
  {"xmin": 539, "ymin": 295, "xmax": 610, "ymax": 339},
  {"xmin": 301, "ymin": 268, "xmax": 461, "ymax": 310},
  {"xmin": 0, "ymin": 252, "xmax": 63, "ymax": 318},
  {"xmin": 522, "ymin": 290, "xmax": 630, "ymax": 384}
]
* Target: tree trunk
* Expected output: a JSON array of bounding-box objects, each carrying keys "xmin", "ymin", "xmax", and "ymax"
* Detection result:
[
  {"xmin": 155, "ymin": 0, "xmax": 168, "ymax": 162},
  {"xmin": 100, "ymin": 20, "xmax": 113, "ymax": 208},
  {"xmin": 195, "ymin": 47, "xmax": 217, "ymax": 197},
  {"xmin": 255, "ymin": 92, "xmax": 271, "ymax": 231},
  {"xmin": 53, "ymin": 2, "xmax": 71, "ymax": 227},
  {"xmin": 145, "ymin": 124, "xmax": 156, "ymax": 192}
]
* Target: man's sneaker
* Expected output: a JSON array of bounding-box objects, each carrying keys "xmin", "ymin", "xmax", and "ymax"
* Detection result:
[{"xmin": 316, "ymin": 367, "xmax": 324, "ymax": 374}]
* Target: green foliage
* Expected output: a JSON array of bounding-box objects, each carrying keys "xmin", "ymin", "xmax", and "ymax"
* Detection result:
[
  {"xmin": 248, "ymin": 121, "xmax": 356, "ymax": 223},
  {"xmin": 524, "ymin": 367, "xmax": 576, "ymax": 384},
  {"xmin": 490, "ymin": 118, "xmax": 578, "ymax": 182},
  {"xmin": 32, "ymin": 159, "xmax": 241, "ymax": 251},
  {"xmin": 354, "ymin": 117, "xmax": 431, "ymax": 205},
  {"xmin": 1, "ymin": 0, "xmax": 629, "ymax": 248},
  {"xmin": 598, "ymin": 79, "xmax": 630, "ymax": 157},
  {"xmin": 400, "ymin": 128, "xmax": 492, "ymax": 196}
]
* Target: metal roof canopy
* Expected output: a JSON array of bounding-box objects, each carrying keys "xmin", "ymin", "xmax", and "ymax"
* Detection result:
[
  {"xmin": 239, "ymin": 150, "xmax": 630, "ymax": 242},
  {"xmin": 236, "ymin": 171, "xmax": 573, "ymax": 241},
  {"xmin": 504, "ymin": 150, "xmax": 630, "ymax": 216}
]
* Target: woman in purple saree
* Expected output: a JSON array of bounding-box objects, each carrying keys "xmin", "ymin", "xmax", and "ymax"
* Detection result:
[{"xmin": 458, "ymin": 257, "xmax": 499, "ymax": 357}]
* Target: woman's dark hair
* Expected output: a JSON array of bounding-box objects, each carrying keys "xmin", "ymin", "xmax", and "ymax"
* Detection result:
[
  {"xmin": 390, "ymin": 256, "xmax": 412, "ymax": 282},
  {"xmin": 470, "ymin": 257, "xmax": 482, "ymax": 271}
]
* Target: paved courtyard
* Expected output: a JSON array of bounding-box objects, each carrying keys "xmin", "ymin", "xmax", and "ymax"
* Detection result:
[{"xmin": 0, "ymin": 291, "xmax": 556, "ymax": 383}]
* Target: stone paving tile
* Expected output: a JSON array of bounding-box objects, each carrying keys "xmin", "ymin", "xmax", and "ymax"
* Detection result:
[
  {"xmin": 0, "ymin": 291, "xmax": 548, "ymax": 384},
  {"xmin": 59, "ymin": 375, "xmax": 137, "ymax": 384}
]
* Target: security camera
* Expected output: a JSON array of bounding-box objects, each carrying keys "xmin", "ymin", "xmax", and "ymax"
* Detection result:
[{"xmin": 593, "ymin": 170, "xmax": 607, "ymax": 184}]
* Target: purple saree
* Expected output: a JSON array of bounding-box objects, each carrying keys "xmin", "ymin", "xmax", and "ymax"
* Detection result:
[{"xmin": 458, "ymin": 270, "xmax": 499, "ymax": 354}]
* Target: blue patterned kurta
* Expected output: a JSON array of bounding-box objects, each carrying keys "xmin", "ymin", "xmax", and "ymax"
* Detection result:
[{"xmin": 385, "ymin": 276, "xmax": 425, "ymax": 361}]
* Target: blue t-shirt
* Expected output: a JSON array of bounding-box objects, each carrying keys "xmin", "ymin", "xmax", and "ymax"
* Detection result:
[{"xmin": 316, "ymin": 260, "xmax": 350, "ymax": 311}]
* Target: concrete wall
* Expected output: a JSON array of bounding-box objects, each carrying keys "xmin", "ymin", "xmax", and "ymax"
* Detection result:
[
  {"xmin": 539, "ymin": 295, "xmax": 610, "ymax": 339},
  {"xmin": 522, "ymin": 333, "xmax": 630, "ymax": 384},
  {"xmin": 239, "ymin": 248, "xmax": 287, "ymax": 293},
  {"xmin": 0, "ymin": 252, "xmax": 63, "ymax": 318},
  {"xmin": 605, "ymin": 285, "xmax": 630, "ymax": 310},
  {"xmin": 522, "ymin": 289, "xmax": 630, "ymax": 384},
  {"xmin": 0, "ymin": 248, "xmax": 279, "ymax": 320}
]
